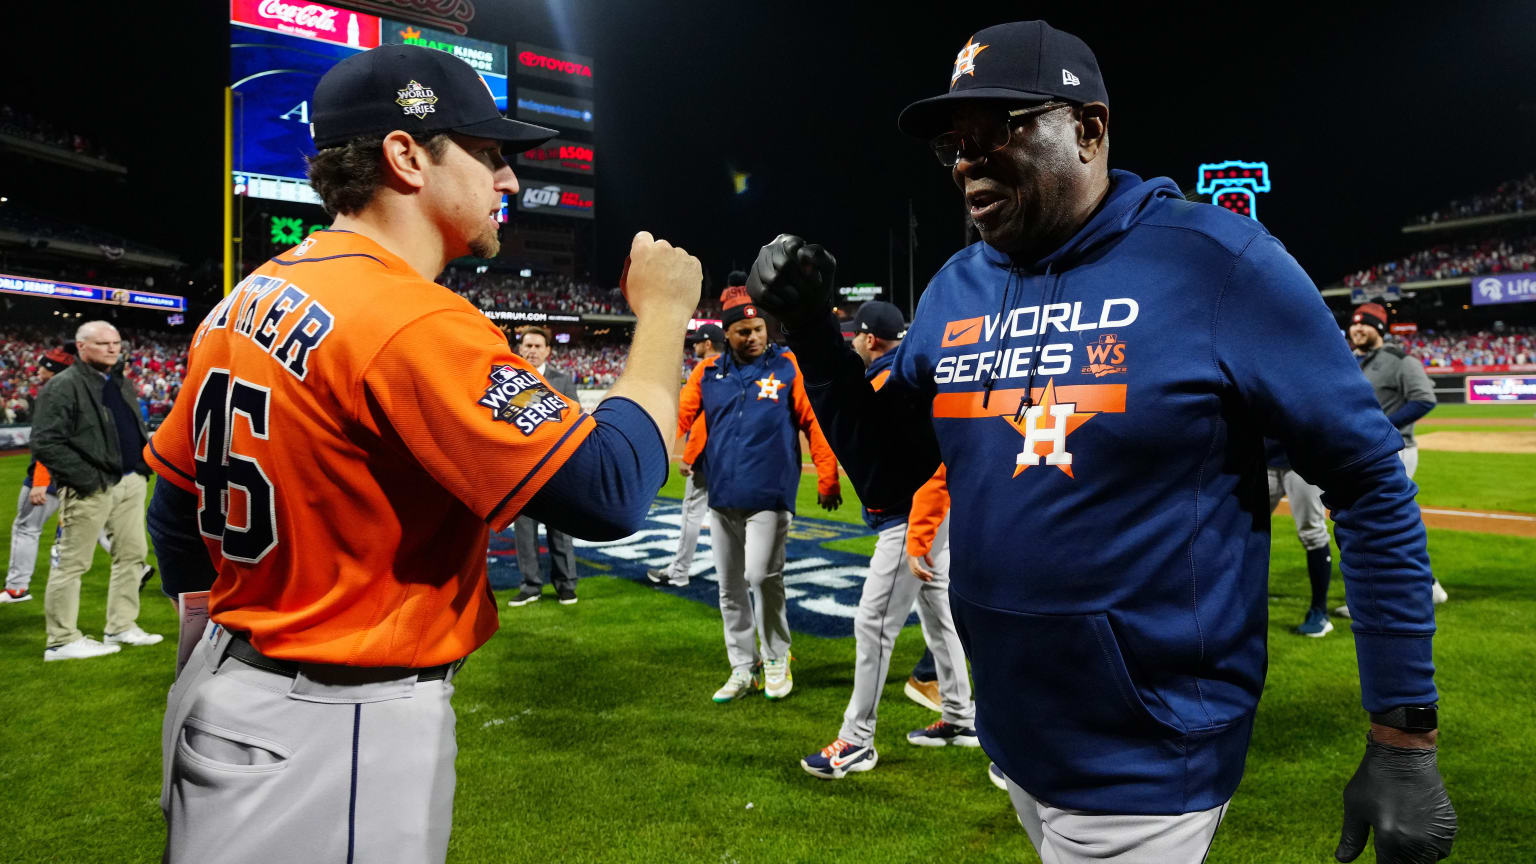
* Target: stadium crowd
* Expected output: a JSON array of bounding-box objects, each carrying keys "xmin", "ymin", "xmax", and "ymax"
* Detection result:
[
  {"xmin": 1413, "ymin": 172, "xmax": 1536, "ymax": 225},
  {"xmin": 1342, "ymin": 232, "xmax": 1536, "ymax": 287},
  {"xmin": 1399, "ymin": 327, "xmax": 1536, "ymax": 368},
  {"xmin": 0, "ymin": 104, "xmax": 118, "ymax": 163},
  {"xmin": 0, "ymin": 326, "xmax": 188, "ymax": 424},
  {"xmin": 442, "ymin": 269, "xmax": 630, "ymax": 316}
]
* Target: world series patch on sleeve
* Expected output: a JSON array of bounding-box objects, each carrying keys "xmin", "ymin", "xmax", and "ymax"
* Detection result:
[{"xmin": 479, "ymin": 365, "xmax": 571, "ymax": 434}]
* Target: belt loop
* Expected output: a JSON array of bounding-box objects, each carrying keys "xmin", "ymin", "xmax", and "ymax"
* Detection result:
[{"xmin": 204, "ymin": 622, "xmax": 233, "ymax": 674}]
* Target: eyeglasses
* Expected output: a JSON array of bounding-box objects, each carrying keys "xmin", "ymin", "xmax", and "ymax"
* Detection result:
[{"xmin": 929, "ymin": 103, "xmax": 1071, "ymax": 167}]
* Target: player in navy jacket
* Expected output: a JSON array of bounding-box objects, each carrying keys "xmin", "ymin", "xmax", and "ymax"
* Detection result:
[
  {"xmin": 695, "ymin": 287, "xmax": 840, "ymax": 703},
  {"xmin": 747, "ymin": 20, "xmax": 1454, "ymax": 864}
]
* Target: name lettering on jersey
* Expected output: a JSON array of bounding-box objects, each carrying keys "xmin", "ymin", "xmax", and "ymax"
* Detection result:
[
  {"xmin": 193, "ymin": 274, "xmax": 335, "ymax": 381},
  {"xmin": 478, "ymin": 365, "xmax": 570, "ymax": 435}
]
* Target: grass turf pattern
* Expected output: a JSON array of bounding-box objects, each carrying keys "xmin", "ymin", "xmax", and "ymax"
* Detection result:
[{"xmin": 0, "ymin": 443, "xmax": 1530, "ymax": 862}]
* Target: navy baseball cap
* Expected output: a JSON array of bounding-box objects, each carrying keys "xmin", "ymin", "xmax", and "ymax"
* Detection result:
[
  {"xmin": 687, "ymin": 323, "xmax": 725, "ymax": 346},
  {"xmin": 897, "ymin": 21, "xmax": 1108, "ymax": 138},
  {"xmin": 311, "ymin": 44, "xmax": 558, "ymax": 150},
  {"xmin": 840, "ymin": 301, "xmax": 907, "ymax": 340}
]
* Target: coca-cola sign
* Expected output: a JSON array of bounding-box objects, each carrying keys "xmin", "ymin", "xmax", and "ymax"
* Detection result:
[
  {"xmin": 231, "ymin": 0, "xmax": 382, "ymax": 48},
  {"xmin": 313, "ymin": 0, "xmax": 476, "ymax": 36}
]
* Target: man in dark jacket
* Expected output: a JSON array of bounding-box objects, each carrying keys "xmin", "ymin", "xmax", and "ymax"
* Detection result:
[
  {"xmin": 31, "ymin": 320, "xmax": 162, "ymax": 661},
  {"xmin": 507, "ymin": 325, "xmax": 586, "ymax": 606},
  {"xmin": 746, "ymin": 20, "xmax": 1455, "ymax": 864}
]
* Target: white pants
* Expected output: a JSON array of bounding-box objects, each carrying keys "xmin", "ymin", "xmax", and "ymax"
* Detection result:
[
  {"xmin": 1399, "ymin": 445, "xmax": 1418, "ymax": 479},
  {"xmin": 709, "ymin": 508, "xmax": 791, "ymax": 673},
  {"xmin": 1007, "ymin": 777, "xmax": 1229, "ymax": 863},
  {"xmin": 8, "ymin": 486, "xmax": 59, "ymax": 592},
  {"xmin": 840, "ymin": 517, "xmax": 972, "ymax": 745},
  {"xmin": 1266, "ymin": 467, "xmax": 1329, "ymax": 551},
  {"xmin": 665, "ymin": 468, "xmax": 711, "ymax": 579}
]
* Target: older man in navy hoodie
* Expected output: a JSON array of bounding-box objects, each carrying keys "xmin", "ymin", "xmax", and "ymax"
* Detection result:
[{"xmin": 747, "ymin": 20, "xmax": 1455, "ymax": 864}]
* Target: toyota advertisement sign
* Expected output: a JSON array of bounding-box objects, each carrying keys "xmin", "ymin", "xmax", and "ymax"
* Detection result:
[
  {"xmin": 517, "ymin": 183, "xmax": 595, "ymax": 220},
  {"xmin": 1472, "ymin": 272, "xmax": 1536, "ymax": 306},
  {"xmin": 515, "ymin": 42, "xmax": 595, "ymax": 87}
]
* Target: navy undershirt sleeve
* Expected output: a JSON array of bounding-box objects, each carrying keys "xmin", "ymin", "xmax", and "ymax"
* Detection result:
[
  {"xmin": 521, "ymin": 396, "xmax": 669, "ymax": 540},
  {"xmin": 147, "ymin": 480, "xmax": 220, "ymax": 598},
  {"xmin": 1387, "ymin": 399, "xmax": 1435, "ymax": 430}
]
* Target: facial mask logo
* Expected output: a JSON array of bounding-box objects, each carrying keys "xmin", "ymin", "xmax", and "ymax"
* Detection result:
[{"xmin": 396, "ymin": 80, "xmax": 438, "ymax": 119}]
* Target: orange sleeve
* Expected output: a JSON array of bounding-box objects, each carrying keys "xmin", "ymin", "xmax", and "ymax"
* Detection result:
[
  {"xmin": 676, "ymin": 359, "xmax": 709, "ymax": 440},
  {"xmin": 906, "ymin": 464, "xmax": 950, "ymax": 559},
  {"xmin": 786, "ymin": 353, "xmax": 840, "ymax": 497},
  {"xmin": 360, "ymin": 310, "xmax": 594, "ymax": 532},
  {"xmin": 32, "ymin": 462, "xmax": 52, "ymax": 488},
  {"xmin": 682, "ymin": 411, "xmax": 707, "ymax": 465}
]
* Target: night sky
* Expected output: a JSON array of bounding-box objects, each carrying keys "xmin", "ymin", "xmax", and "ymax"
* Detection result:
[{"xmin": 9, "ymin": 1, "xmax": 1535, "ymax": 311}]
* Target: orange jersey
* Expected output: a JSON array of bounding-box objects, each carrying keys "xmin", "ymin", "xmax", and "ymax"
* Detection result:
[
  {"xmin": 144, "ymin": 230, "xmax": 592, "ymax": 667},
  {"xmin": 906, "ymin": 464, "xmax": 950, "ymax": 559}
]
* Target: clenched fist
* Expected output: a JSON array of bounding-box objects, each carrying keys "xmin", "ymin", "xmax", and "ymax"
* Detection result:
[
  {"xmin": 622, "ymin": 231, "xmax": 702, "ymax": 326},
  {"xmin": 745, "ymin": 234, "xmax": 837, "ymax": 331}
]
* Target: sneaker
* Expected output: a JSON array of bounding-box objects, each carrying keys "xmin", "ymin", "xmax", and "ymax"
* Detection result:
[
  {"xmin": 645, "ymin": 567, "xmax": 689, "ymax": 588},
  {"xmin": 1293, "ymin": 607, "xmax": 1333, "ymax": 638},
  {"xmin": 906, "ymin": 719, "xmax": 980, "ymax": 748},
  {"xmin": 712, "ymin": 669, "xmax": 760, "ymax": 703},
  {"xmin": 507, "ymin": 587, "xmax": 542, "ymax": 607},
  {"xmin": 139, "ymin": 565, "xmax": 156, "ymax": 591},
  {"xmin": 1333, "ymin": 604, "xmax": 1351, "ymax": 620},
  {"xmin": 556, "ymin": 586, "xmax": 578, "ymax": 606},
  {"xmin": 988, "ymin": 762, "xmax": 1008, "ymax": 791},
  {"xmin": 0, "ymin": 588, "xmax": 33, "ymax": 604},
  {"xmin": 904, "ymin": 676, "xmax": 942, "ymax": 712},
  {"xmin": 104, "ymin": 626, "xmax": 165, "ymax": 647},
  {"xmin": 763, "ymin": 656, "xmax": 793, "ymax": 700},
  {"xmin": 801, "ymin": 738, "xmax": 877, "ymax": 780},
  {"xmin": 1432, "ymin": 580, "xmax": 1448, "ymax": 604},
  {"xmin": 44, "ymin": 637, "xmax": 122, "ymax": 662}
]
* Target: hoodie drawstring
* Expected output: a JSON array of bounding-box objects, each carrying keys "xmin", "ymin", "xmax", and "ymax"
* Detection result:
[
  {"xmin": 1014, "ymin": 262, "xmax": 1055, "ymax": 422},
  {"xmin": 981, "ymin": 264, "xmax": 1016, "ymax": 410}
]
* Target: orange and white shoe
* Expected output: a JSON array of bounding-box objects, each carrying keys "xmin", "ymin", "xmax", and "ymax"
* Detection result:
[{"xmin": 801, "ymin": 738, "xmax": 877, "ymax": 780}]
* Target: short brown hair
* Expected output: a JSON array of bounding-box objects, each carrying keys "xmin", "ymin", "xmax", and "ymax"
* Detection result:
[
  {"xmin": 518, "ymin": 325, "xmax": 552, "ymax": 346},
  {"xmin": 306, "ymin": 133, "xmax": 451, "ymax": 216}
]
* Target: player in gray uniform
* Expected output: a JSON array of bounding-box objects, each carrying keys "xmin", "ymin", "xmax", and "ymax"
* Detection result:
[
  {"xmin": 1266, "ymin": 440, "xmax": 1335, "ymax": 636},
  {"xmin": 4, "ymin": 349, "xmax": 76, "ymax": 604},
  {"xmin": 648, "ymin": 322, "xmax": 725, "ymax": 588},
  {"xmin": 1338, "ymin": 302, "xmax": 1445, "ymax": 618},
  {"xmin": 800, "ymin": 302, "xmax": 975, "ymax": 780}
]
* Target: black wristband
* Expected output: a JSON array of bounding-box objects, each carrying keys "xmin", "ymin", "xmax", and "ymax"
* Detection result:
[{"xmin": 1370, "ymin": 704, "xmax": 1438, "ymax": 733}]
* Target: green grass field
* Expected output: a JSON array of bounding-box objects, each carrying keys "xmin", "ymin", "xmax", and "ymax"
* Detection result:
[{"xmin": 1, "ymin": 410, "xmax": 1532, "ymax": 862}]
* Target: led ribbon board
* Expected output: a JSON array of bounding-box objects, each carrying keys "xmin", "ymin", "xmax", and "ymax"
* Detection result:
[{"xmin": 1197, "ymin": 160, "xmax": 1270, "ymax": 220}]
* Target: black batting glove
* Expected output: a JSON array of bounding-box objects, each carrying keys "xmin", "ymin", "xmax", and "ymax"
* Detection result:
[
  {"xmin": 745, "ymin": 234, "xmax": 837, "ymax": 332},
  {"xmin": 1336, "ymin": 734, "xmax": 1457, "ymax": 864}
]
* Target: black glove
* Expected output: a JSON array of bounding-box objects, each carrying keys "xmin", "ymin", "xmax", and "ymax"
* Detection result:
[
  {"xmin": 1336, "ymin": 734, "xmax": 1457, "ymax": 863},
  {"xmin": 745, "ymin": 234, "xmax": 837, "ymax": 331}
]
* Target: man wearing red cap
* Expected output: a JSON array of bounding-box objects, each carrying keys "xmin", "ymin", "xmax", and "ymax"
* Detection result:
[{"xmin": 1342, "ymin": 302, "xmax": 1444, "ymax": 615}]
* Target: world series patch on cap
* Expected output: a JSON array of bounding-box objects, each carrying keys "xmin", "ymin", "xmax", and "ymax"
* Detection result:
[
  {"xmin": 897, "ymin": 20, "xmax": 1108, "ymax": 138},
  {"xmin": 311, "ymin": 44, "xmax": 558, "ymax": 150}
]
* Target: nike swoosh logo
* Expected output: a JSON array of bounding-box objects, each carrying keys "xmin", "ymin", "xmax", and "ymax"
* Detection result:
[
  {"xmin": 945, "ymin": 322, "xmax": 979, "ymax": 342},
  {"xmin": 829, "ymin": 751, "xmax": 862, "ymax": 768}
]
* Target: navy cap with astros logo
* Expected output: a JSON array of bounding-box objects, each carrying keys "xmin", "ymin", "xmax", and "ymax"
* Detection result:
[
  {"xmin": 311, "ymin": 44, "xmax": 558, "ymax": 150},
  {"xmin": 840, "ymin": 300, "xmax": 908, "ymax": 341},
  {"xmin": 897, "ymin": 20, "xmax": 1108, "ymax": 138}
]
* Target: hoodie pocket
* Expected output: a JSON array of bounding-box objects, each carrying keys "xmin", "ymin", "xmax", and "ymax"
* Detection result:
[{"xmin": 951, "ymin": 596, "xmax": 1184, "ymax": 743}]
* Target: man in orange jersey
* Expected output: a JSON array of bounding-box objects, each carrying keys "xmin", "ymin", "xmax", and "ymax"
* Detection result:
[{"xmin": 143, "ymin": 45, "xmax": 700, "ymax": 864}]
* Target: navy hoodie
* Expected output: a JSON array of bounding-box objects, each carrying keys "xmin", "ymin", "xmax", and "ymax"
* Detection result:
[{"xmin": 796, "ymin": 170, "xmax": 1438, "ymax": 814}]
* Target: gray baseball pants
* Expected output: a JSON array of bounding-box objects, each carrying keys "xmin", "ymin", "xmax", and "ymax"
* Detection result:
[
  {"xmin": 840, "ymin": 517, "xmax": 972, "ymax": 745},
  {"xmin": 162, "ymin": 624, "xmax": 461, "ymax": 864},
  {"xmin": 1006, "ymin": 776, "xmax": 1229, "ymax": 863},
  {"xmin": 709, "ymin": 507, "xmax": 791, "ymax": 674},
  {"xmin": 7, "ymin": 486, "xmax": 58, "ymax": 593},
  {"xmin": 663, "ymin": 468, "xmax": 710, "ymax": 580},
  {"xmin": 1400, "ymin": 445, "xmax": 1418, "ymax": 479},
  {"xmin": 1266, "ymin": 467, "xmax": 1329, "ymax": 551},
  {"xmin": 513, "ymin": 515, "xmax": 577, "ymax": 592}
]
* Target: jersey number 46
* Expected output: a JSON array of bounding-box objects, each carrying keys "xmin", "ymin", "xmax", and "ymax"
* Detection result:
[{"xmin": 192, "ymin": 369, "xmax": 278, "ymax": 563}]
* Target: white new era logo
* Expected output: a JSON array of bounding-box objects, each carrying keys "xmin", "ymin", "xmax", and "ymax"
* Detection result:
[{"xmin": 1062, "ymin": 69, "xmax": 1081, "ymax": 86}]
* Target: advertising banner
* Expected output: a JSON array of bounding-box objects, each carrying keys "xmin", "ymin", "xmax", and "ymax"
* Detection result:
[
  {"xmin": 1466, "ymin": 376, "xmax": 1536, "ymax": 402},
  {"xmin": 1350, "ymin": 284, "xmax": 1401, "ymax": 304},
  {"xmin": 516, "ymin": 139, "xmax": 594, "ymax": 175},
  {"xmin": 516, "ymin": 182, "xmax": 595, "ymax": 219},
  {"xmin": 230, "ymin": 0, "xmax": 380, "ymax": 48},
  {"xmin": 482, "ymin": 310, "xmax": 583, "ymax": 324},
  {"xmin": 515, "ymin": 42, "xmax": 595, "ymax": 87},
  {"xmin": 381, "ymin": 18, "xmax": 506, "ymax": 76},
  {"xmin": 516, "ymin": 88, "xmax": 594, "ymax": 130},
  {"xmin": 1471, "ymin": 272, "xmax": 1536, "ymax": 306},
  {"xmin": 0, "ymin": 273, "xmax": 187, "ymax": 312},
  {"xmin": 1390, "ymin": 322, "xmax": 1418, "ymax": 335}
]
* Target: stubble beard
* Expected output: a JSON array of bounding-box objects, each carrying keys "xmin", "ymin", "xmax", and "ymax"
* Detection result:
[{"xmin": 469, "ymin": 224, "xmax": 501, "ymax": 259}]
